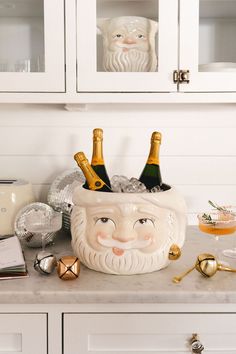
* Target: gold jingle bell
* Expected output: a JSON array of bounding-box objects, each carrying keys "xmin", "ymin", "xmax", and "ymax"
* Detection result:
[
  {"xmin": 57, "ymin": 256, "xmax": 80, "ymax": 280},
  {"xmin": 195, "ymin": 253, "xmax": 218, "ymax": 277},
  {"xmin": 173, "ymin": 253, "xmax": 236, "ymax": 283},
  {"xmin": 168, "ymin": 244, "xmax": 181, "ymax": 260}
]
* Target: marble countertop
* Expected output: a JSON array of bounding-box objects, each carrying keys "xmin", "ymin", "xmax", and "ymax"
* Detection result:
[{"xmin": 1, "ymin": 226, "xmax": 236, "ymax": 304}]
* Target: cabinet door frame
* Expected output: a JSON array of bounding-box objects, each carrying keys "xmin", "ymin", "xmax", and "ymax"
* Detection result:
[
  {"xmin": 0, "ymin": 313, "xmax": 47, "ymax": 354},
  {"xmin": 0, "ymin": 0, "xmax": 65, "ymax": 93},
  {"xmin": 64, "ymin": 312, "xmax": 236, "ymax": 353},
  {"xmin": 77, "ymin": 0, "xmax": 178, "ymax": 92},
  {"xmin": 179, "ymin": 0, "xmax": 236, "ymax": 92}
]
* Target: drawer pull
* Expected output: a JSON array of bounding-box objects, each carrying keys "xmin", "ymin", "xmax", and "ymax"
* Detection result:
[{"xmin": 191, "ymin": 333, "xmax": 204, "ymax": 353}]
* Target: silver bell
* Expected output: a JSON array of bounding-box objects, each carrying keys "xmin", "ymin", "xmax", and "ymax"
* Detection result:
[{"xmin": 34, "ymin": 251, "xmax": 57, "ymax": 275}]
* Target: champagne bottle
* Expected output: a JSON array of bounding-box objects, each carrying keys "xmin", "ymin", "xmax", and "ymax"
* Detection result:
[
  {"xmin": 74, "ymin": 152, "xmax": 112, "ymax": 192},
  {"xmin": 91, "ymin": 128, "xmax": 111, "ymax": 188},
  {"xmin": 139, "ymin": 131, "xmax": 163, "ymax": 190}
]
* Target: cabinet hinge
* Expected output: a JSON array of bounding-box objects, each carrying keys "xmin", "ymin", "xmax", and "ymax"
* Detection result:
[{"xmin": 173, "ymin": 70, "xmax": 190, "ymax": 84}]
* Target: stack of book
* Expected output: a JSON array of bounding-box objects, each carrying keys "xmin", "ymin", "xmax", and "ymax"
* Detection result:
[{"xmin": 0, "ymin": 236, "xmax": 28, "ymax": 279}]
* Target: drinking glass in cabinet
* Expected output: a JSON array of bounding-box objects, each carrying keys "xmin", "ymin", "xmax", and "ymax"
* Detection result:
[
  {"xmin": 0, "ymin": 60, "xmax": 8, "ymax": 72},
  {"xmin": 14, "ymin": 59, "xmax": 31, "ymax": 72}
]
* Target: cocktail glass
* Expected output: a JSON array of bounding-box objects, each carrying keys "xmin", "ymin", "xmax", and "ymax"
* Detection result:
[
  {"xmin": 198, "ymin": 211, "xmax": 236, "ymax": 261},
  {"xmin": 25, "ymin": 210, "xmax": 62, "ymax": 250}
]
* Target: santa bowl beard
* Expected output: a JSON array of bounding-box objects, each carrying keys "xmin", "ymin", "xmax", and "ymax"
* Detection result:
[
  {"xmin": 72, "ymin": 229, "xmax": 173, "ymax": 275},
  {"xmin": 103, "ymin": 48, "xmax": 156, "ymax": 72}
]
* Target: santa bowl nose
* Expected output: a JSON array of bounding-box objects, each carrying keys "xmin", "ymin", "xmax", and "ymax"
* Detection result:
[
  {"xmin": 113, "ymin": 225, "xmax": 136, "ymax": 242},
  {"xmin": 123, "ymin": 37, "xmax": 136, "ymax": 45}
]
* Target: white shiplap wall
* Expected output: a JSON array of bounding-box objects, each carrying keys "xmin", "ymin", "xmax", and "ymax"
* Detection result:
[{"xmin": 0, "ymin": 102, "xmax": 236, "ymax": 224}]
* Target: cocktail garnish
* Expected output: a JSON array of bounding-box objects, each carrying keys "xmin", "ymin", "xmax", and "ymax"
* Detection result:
[
  {"xmin": 201, "ymin": 213, "xmax": 216, "ymax": 225},
  {"xmin": 208, "ymin": 200, "xmax": 236, "ymax": 216}
]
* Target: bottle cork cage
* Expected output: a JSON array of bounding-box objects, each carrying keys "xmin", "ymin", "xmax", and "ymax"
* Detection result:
[{"xmin": 71, "ymin": 186, "xmax": 187, "ymax": 275}]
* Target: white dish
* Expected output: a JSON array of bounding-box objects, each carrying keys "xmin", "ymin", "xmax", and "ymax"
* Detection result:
[{"xmin": 199, "ymin": 62, "xmax": 236, "ymax": 72}]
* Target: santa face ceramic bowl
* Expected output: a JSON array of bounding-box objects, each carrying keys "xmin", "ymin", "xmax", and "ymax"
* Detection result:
[
  {"xmin": 71, "ymin": 186, "xmax": 187, "ymax": 275},
  {"xmin": 97, "ymin": 16, "xmax": 158, "ymax": 72}
]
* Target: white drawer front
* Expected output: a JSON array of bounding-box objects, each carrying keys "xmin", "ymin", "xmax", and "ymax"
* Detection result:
[
  {"xmin": 0, "ymin": 313, "xmax": 47, "ymax": 354},
  {"xmin": 63, "ymin": 313, "xmax": 236, "ymax": 353}
]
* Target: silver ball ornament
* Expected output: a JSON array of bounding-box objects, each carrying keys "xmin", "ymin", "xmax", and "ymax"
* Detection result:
[
  {"xmin": 47, "ymin": 168, "xmax": 85, "ymax": 232},
  {"xmin": 34, "ymin": 251, "xmax": 57, "ymax": 275}
]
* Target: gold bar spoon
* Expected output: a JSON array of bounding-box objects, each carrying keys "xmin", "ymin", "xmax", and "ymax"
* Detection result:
[{"xmin": 172, "ymin": 265, "xmax": 196, "ymax": 283}]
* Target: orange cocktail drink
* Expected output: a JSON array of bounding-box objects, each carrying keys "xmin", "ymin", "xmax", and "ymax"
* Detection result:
[
  {"xmin": 199, "ymin": 223, "xmax": 236, "ymax": 236},
  {"xmin": 198, "ymin": 204, "xmax": 236, "ymax": 259},
  {"xmin": 198, "ymin": 212, "xmax": 236, "ymax": 236}
]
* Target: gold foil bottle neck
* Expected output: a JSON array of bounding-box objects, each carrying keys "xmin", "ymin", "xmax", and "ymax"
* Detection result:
[
  {"xmin": 151, "ymin": 131, "xmax": 162, "ymax": 143},
  {"xmin": 92, "ymin": 128, "xmax": 104, "ymax": 165},
  {"xmin": 74, "ymin": 151, "xmax": 87, "ymax": 165},
  {"xmin": 93, "ymin": 128, "xmax": 103, "ymax": 141},
  {"xmin": 146, "ymin": 132, "xmax": 161, "ymax": 165},
  {"xmin": 74, "ymin": 151, "xmax": 106, "ymax": 190}
]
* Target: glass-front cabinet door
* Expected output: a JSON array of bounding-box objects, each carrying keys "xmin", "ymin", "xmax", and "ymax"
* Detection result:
[
  {"xmin": 77, "ymin": 0, "xmax": 178, "ymax": 92},
  {"xmin": 0, "ymin": 0, "xmax": 65, "ymax": 92},
  {"xmin": 179, "ymin": 0, "xmax": 236, "ymax": 92}
]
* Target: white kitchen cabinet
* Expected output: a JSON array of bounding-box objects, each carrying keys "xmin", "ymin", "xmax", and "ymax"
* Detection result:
[
  {"xmin": 76, "ymin": 0, "xmax": 236, "ymax": 96},
  {"xmin": 179, "ymin": 0, "xmax": 236, "ymax": 92},
  {"xmin": 63, "ymin": 313, "xmax": 236, "ymax": 353},
  {"xmin": 1, "ymin": 229, "xmax": 236, "ymax": 354},
  {"xmin": 0, "ymin": 313, "xmax": 47, "ymax": 354},
  {"xmin": 76, "ymin": 0, "xmax": 178, "ymax": 92},
  {"xmin": 1, "ymin": 0, "xmax": 236, "ymax": 101},
  {"xmin": 0, "ymin": 0, "xmax": 65, "ymax": 92},
  {"xmin": 1, "ymin": 305, "xmax": 236, "ymax": 354}
]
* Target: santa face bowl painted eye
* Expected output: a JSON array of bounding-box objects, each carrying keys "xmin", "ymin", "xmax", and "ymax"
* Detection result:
[
  {"xmin": 136, "ymin": 33, "xmax": 146, "ymax": 39},
  {"xmin": 113, "ymin": 33, "xmax": 123, "ymax": 39},
  {"xmin": 133, "ymin": 218, "xmax": 155, "ymax": 229},
  {"xmin": 95, "ymin": 217, "xmax": 115, "ymax": 227}
]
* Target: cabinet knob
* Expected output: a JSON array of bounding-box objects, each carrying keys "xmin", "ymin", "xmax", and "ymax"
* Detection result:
[{"xmin": 190, "ymin": 333, "xmax": 204, "ymax": 353}]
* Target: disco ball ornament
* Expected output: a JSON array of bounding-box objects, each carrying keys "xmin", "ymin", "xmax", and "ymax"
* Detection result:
[
  {"xmin": 14, "ymin": 202, "xmax": 62, "ymax": 248},
  {"xmin": 34, "ymin": 250, "xmax": 57, "ymax": 275},
  {"xmin": 47, "ymin": 168, "xmax": 85, "ymax": 232}
]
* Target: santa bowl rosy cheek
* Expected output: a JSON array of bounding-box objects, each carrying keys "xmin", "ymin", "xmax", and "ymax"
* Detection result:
[
  {"xmin": 95, "ymin": 232, "xmax": 111, "ymax": 249},
  {"xmin": 96, "ymin": 231, "xmax": 109, "ymax": 240},
  {"xmin": 144, "ymin": 234, "xmax": 152, "ymax": 241}
]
